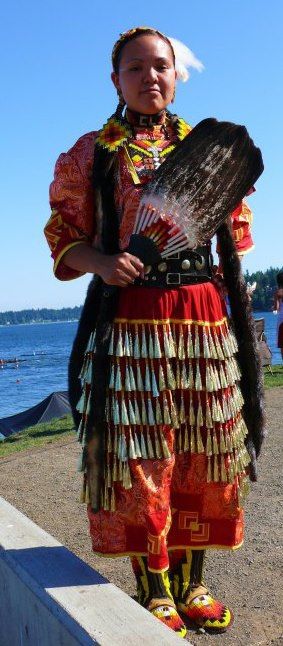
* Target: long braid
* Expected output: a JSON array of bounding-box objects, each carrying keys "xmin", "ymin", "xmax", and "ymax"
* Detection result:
[
  {"xmin": 217, "ymin": 221, "xmax": 265, "ymax": 480},
  {"xmin": 115, "ymin": 94, "xmax": 126, "ymax": 120},
  {"xmin": 70, "ymin": 102, "xmax": 129, "ymax": 509}
]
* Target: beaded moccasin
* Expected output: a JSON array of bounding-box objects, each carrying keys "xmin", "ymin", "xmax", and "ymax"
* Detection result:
[
  {"xmin": 177, "ymin": 585, "xmax": 233, "ymax": 632},
  {"xmin": 147, "ymin": 598, "xmax": 187, "ymax": 639}
]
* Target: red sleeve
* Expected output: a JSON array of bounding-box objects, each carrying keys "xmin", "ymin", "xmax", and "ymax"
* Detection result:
[
  {"xmin": 230, "ymin": 200, "xmax": 254, "ymax": 255},
  {"xmin": 216, "ymin": 200, "xmax": 254, "ymax": 260},
  {"xmin": 44, "ymin": 131, "xmax": 97, "ymax": 280}
]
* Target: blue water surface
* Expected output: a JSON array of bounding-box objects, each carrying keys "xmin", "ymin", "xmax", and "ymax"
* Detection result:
[
  {"xmin": 0, "ymin": 313, "xmax": 280, "ymax": 418},
  {"xmin": 0, "ymin": 321, "xmax": 78, "ymax": 418}
]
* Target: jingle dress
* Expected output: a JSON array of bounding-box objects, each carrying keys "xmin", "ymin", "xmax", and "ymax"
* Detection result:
[{"xmin": 45, "ymin": 112, "xmax": 255, "ymax": 573}]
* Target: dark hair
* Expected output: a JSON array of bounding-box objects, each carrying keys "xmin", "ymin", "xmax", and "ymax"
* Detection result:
[{"xmin": 112, "ymin": 27, "xmax": 175, "ymax": 74}]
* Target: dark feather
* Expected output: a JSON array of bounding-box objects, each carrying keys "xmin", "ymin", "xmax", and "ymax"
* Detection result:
[{"xmin": 144, "ymin": 118, "xmax": 264, "ymax": 245}]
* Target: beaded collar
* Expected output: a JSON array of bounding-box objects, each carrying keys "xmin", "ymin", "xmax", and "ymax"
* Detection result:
[
  {"xmin": 95, "ymin": 111, "xmax": 192, "ymax": 153},
  {"xmin": 125, "ymin": 108, "xmax": 166, "ymax": 127}
]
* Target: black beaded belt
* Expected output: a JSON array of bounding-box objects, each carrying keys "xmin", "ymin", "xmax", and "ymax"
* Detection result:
[{"xmin": 134, "ymin": 246, "xmax": 213, "ymax": 288}]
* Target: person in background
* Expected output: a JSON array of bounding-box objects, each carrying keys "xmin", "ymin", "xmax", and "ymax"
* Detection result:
[
  {"xmin": 44, "ymin": 27, "xmax": 263, "ymax": 638},
  {"xmin": 273, "ymin": 270, "xmax": 283, "ymax": 360}
]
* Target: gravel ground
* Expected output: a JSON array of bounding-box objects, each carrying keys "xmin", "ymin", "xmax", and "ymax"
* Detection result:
[{"xmin": 0, "ymin": 388, "xmax": 282, "ymax": 645}]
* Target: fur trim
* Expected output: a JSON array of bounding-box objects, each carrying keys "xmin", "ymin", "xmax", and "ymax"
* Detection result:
[
  {"xmin": 217, "ymin": 221, "xmax": 266, "ymax": 480},
  {"xmin": 69, "ymin": 154, "xmax": 121, "ymax": 510},
  {"xmin": 68, "ymin": 276, "xmax": 103, "ymax": 427}
]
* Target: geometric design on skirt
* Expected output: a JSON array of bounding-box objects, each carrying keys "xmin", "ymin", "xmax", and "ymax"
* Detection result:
[{"xmin": 178, "ymin": 512, "xmax": 210, "ymax": 543}]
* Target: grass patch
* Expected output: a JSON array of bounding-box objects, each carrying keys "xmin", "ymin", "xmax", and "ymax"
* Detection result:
[
  {"xmin": 0, "ymin": 368, "xmax": 282, "ymax": 457},
  {"xmin": 263, "ymin": 364, "xmax": 283, "ymax": 388},
  {"xmin": 0, "ymin": 415, "xmax": 75, "ymax": 457}
]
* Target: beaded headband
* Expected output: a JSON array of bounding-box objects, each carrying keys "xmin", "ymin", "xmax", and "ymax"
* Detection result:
[{"xmin": 112, "ymin": 26, "xmax": 204, "ymax": 82}]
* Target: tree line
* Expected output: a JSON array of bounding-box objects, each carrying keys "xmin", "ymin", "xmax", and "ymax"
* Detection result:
[
  {"xmin": 244, "ymin": 266, "xmax": 282, "ymax": 311},
  {"xmin": 0, "ymin": 267, "xmax": 281, "ymax": 325},
  {"xmin": 0, "ymin": 307, "xmax": 82, "ymax": 326}
]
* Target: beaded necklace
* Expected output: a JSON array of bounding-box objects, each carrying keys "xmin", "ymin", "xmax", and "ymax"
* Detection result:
[{"xmin": 95, "ymin": 110, "xmax": 191, "ymax": 158}]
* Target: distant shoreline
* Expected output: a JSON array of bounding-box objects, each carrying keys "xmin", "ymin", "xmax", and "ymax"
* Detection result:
[
  {"xmin": 0, "ymin": 306, "xmax": 82, "ymax": 327},
  {"xmin": 0, "ymin": 310, "xmax": 274, "ymax": 327},
  {"xmin": 0, "ymin": 319, "xmax": 79, "ymax": 328}
]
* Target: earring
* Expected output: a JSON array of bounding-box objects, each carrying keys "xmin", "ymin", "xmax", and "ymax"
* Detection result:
[{"xmin": 171, "ymin": 87, "xmax": 176, "ymax": 104}]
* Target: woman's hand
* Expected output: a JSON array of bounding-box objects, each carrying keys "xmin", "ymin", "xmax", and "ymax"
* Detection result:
[
  {"xmin": 98, "ymin": 252, "xmax": 144, "ymax": 287},
  {"xmin": 62, "ymin": 244, "xmax": 144, "ymax": 286}
]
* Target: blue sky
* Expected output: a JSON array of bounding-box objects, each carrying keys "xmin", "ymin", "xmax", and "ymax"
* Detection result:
[{"xmin": 1, "ymin": 0, "xmax": 282, "ymax": 310}]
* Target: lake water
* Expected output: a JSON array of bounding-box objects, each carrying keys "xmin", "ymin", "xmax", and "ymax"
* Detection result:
[{"xmin": 0, "ymin": 313, "xmax": 280, "ymax": 418}]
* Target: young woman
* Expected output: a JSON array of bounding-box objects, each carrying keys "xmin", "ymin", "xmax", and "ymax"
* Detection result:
[
  {"xmin": 45, "ymin": 27, "xmax": 263, "ymax": 638},
  {"xmin": 273, "ymin": 271, "xmax": 283, "ymax": 361}
]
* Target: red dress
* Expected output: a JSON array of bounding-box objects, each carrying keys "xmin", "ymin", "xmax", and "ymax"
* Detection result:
[{"xmin": 45, "ymin": 112, "xmax": 255, "ymax": 573}]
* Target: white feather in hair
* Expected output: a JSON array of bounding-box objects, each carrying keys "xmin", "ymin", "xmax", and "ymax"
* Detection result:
[{"xmin": 169, "ymin": 37, "xmax": 204, "ymax": 82}]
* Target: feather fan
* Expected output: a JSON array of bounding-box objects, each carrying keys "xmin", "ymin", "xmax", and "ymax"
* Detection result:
[{"xmin": 128, "ymin": 118, "xmax": 263, "ymax": 264}]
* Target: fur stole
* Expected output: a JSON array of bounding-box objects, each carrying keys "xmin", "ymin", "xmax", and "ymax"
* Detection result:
[{"xmin": 217, "ymin": 220, "xmax": 266, "ymax": 480}]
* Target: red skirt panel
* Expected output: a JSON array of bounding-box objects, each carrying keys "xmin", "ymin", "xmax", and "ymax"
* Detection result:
[
  {"xmin": 116, "ymin": 282, "xmax": 227, "ymax": 323},
  {"xmin": 88, "ymin": 451, "xmax": 245, "ymax": 572}
]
